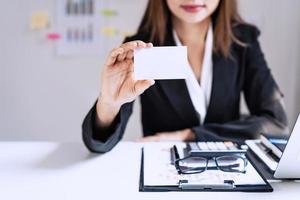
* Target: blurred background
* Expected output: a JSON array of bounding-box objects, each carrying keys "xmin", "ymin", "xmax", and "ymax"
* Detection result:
[{"xmin": 1, "ymin": 0, "xmax": 300, "ymax": 142}]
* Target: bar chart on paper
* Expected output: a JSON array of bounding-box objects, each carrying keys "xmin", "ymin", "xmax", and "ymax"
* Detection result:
[{"xmin": 55, "ymin": 0, "xmax": 147, "ymax": 56}]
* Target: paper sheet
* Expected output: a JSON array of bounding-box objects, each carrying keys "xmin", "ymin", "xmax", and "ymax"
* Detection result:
[
  {"xmin": 143, "ymin": 142, "xmax": 266, "ymax": 187},
  {"xmin": 134, "ymin": 47, "xmax": 189, "ymax": 80}
]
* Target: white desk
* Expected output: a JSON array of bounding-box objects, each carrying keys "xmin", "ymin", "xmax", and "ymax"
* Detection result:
[{"xmin": 0, "ymin": 141, "xmax": 299, "ymax": 200}]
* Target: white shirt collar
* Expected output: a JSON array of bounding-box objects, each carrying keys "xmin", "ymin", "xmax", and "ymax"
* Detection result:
[{"xmin": 172, "ymin": 22, "xmax": 213, "ymax": 124}]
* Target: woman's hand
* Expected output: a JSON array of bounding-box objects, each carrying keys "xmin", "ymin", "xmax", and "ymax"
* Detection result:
[
  {"xmin": 137, "ymin": 128, "xmax": 196, "ymax": 142},
  {"xmin": 96, "ymin": 41, "xmax": 155, "ymax": 126}
]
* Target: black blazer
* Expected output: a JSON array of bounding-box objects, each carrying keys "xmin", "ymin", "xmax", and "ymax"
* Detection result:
[{"xmin": 82, "ymin": 23, "xmax": 288, "ymax": 153}]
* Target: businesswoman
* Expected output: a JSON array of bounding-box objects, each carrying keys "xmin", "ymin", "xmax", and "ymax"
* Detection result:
[{"xmin": 82, "ymin": 0, "xmax": 288, "ymax": 153}]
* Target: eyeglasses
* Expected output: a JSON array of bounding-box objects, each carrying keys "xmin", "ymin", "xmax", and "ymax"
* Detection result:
[{"xmin": 172, "ymin": 145, "xmax": 248, "ymax": 175}]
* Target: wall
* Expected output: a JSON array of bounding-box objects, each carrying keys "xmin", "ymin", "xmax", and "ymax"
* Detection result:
[
  {"xmin": 0, "ymin": 0, "xmax": 299, "ymax": 142},
  {"xmin": 239, "ymin": 0, "xmax": 300, "ymax": 127}
]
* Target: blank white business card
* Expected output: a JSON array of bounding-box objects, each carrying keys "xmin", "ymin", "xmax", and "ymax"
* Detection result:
[{"xmin": 134, "ymin": 46, "xmax": 189, "ymax": 80}]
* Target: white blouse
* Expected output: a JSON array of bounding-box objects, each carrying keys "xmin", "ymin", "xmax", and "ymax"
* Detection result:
[{"xmin": 172, "ymin": 23, "xmax": 213, "ymax": 124}]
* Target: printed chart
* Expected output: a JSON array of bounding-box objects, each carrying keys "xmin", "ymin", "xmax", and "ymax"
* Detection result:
[{"xmin": 55, "ymin": 0, "xmax": 146, "ymax": 56}]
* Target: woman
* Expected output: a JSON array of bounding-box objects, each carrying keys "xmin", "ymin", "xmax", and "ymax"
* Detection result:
[{"xmin": 82, "ymin": 0, "xmax": 288, "ymax": 153}]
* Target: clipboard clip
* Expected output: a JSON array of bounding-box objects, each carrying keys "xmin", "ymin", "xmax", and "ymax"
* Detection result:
[{"xmin": 178, "ymin": 180, "xmax": 235, "ymax": 190}]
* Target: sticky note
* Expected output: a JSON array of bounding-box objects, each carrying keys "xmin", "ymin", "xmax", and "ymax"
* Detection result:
[
  {"xmin": 30, "ymin": 12, "xmax": 50, "ymax": 30},
  {"xmin": 134, "ymin": 46, "xmax": 189, "ymax": 80},
  {"xmin": 46, "ymin": 32, "xmax": 61, "ymax": 40},
  {"xmin": 100, "ymin": 9, "xmax": 118, "ymax": 16},
  {"xmin": 101, "ymin": 27, "xmax": 119, "ymax": 36}
]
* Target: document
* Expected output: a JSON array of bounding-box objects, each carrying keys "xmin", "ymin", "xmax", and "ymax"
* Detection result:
[
  {"xmin": 143, "ymin": 142, "xmax": 266, "ymax": 187},
  {"xmin": 134, "ymin": 46, "xmax": 189, "ymax": 80}
]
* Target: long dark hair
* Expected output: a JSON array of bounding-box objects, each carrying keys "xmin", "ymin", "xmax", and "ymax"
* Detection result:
[{"xmin": 138, "ymin": 0, "xmax": 246, "ymax": 57}]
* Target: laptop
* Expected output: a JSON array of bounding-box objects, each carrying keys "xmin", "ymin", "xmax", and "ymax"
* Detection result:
[
  {"xmin": 274, "ymin": 114, "xmax": 300, "ymax": 179},
  {"xmin": 246, "ymin": 114, "xmax": 300, "ymax": 180}
]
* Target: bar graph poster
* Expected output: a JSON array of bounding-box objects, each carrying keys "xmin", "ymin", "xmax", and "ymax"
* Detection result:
[{"xmin": 55, "ymin": 0, "xmax": 147, "ymax": 56}]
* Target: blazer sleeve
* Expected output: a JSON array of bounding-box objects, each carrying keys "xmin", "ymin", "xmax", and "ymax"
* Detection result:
[
  {"xmin": 192, "ymin": 28, "xmax": 289, "ymax": 143},
  {"xmin": 82, "ymin": 36, "xmax": 140, "ymax": 153},
  {"xmin": 82, "ymin": 101, "xmax": 134, "ymax": 153}
]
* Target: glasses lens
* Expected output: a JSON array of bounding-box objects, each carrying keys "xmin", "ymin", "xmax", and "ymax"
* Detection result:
[
  {"xmin": 178, "ymin": 157, "xmax": 207, "ymax": 173},
  {"xmin": 216, "ymin": 156, "xmax": 247, "ymax": 172}
]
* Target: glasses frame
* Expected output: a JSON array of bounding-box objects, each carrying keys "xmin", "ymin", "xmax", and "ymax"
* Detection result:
[{"xmin": 172, "ymin": 145, "xmax": 248, "ymax": 175}]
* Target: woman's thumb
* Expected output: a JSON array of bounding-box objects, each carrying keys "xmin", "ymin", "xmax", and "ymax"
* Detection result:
[{"xmin": 133, "ymin": 80, "xmax": 155, "ymax": 96}]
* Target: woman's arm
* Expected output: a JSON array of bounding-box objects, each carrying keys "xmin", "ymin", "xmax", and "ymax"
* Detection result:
[
  {"xmin": 140, "ymin": 27, "xmax": 289, "ymax": 143},
  {"xmin": 82, "ymin": 101, "xmax": 134, "ymax": 153},
  {"xmin": 192, "ymin": 113, "xmax": 288, "ymax": 143},
  {"xmin": 82, "ymin": 40, "xmax": 155, "ymax": 153},
  {"xmin": 192, "ymin": 28, "xmax": 289, "ymax": 143}
]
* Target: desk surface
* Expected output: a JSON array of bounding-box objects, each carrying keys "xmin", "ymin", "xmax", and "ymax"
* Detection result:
[{"xmin": 0, "ymin": 141, "xmax": 299, "ymax": 200}]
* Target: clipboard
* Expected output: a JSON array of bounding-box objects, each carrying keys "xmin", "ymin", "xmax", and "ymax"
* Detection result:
[{"xmin": 139, "ymin": 146, "xmax": 273, "ymax": 192}]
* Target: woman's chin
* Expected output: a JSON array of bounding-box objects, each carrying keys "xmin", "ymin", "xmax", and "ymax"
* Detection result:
[
  {"xmin": 176, "ymin": 12, "xmax": 210, "ymax": 24},
  {"xmin": 180, "ymin": 16, "xmax": 209, "ymax": 24}
]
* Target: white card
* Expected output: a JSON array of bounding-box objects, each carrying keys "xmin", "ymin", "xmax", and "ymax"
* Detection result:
[{"xmin": 134, "ymin": 46, "xmax": 189, "ymax": 80}]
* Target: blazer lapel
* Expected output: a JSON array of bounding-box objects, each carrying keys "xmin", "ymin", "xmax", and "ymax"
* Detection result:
[
  {"xmin": 157, "ymin": 28, "xmax": 200, "ymax": 126},
  {"xmin": 159, "ymin": 52, "xmax": 235, "ymax": 126},
  {"xmin": 159, "ymin": 79, "xmax": 199, "ymax": 125},
  {"xmin": 159, "ymin": 79, "xmax": 200, "ymax": 126},
  {"xmin": 155, "ymin": 21, "xmax": 238, "ymax": 125},
  {"xmin": 205, "ymin": 52, "xmax": 237, "ymax": 123}
]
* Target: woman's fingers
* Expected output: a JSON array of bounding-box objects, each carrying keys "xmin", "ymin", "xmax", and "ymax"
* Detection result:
[
  {"xmin": 121, "ymin": 41, "xmax": 153, "ymax": 53},
  {"xmin": 125, "ymin": 50, "xmax": 134, "ymax": 60},
  {"xmin": 136, "ymin": 133, "xmax": 172, "ymax": 142},
  {"xmin": 136, "ymin": 130, "xmax": 190, "ymax": 142},
  {"xmin": 121, "ymin": 40, "xmax": 144, "ymax": 51},
  {"xmin": 146, "ymin": 42, "xmax": 153, "ymax": 48},
  {"xmin": 116, "ymin": 52, "xmax": 127, "ymax": 62},
  {"xmin": 136, "ymin": 135, "xmax": 160, "ymax": 142},
  {"xmin": 105, "ymin": 41, "xmax": 153, "ymax": 69},
  {"xmin": 105, "ymin": 47, "xmax": 124, "ymax": 66},
  {"xmin": 124, "ymin": 42, "xmax": 151, "ymax": 60},
  {"xmin": 133, "ymin": 79, "xmax": 155, "ymax": 96}
]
